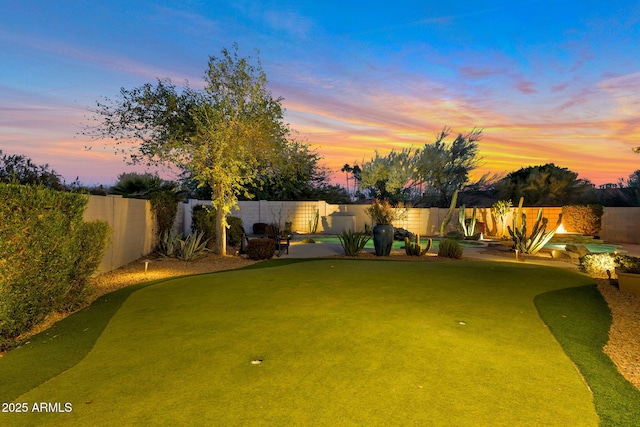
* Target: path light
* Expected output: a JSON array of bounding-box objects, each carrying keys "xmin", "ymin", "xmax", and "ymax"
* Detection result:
[
  {"xmin": 515, "ymin": 249, "xmax": 519, "ymax": 261},
  {"xmin": 141, "ymin": 259, "xmax": 152, "ymax": 275}
]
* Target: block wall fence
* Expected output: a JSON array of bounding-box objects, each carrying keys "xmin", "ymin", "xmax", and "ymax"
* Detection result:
[
  {"xmin": 180, "ymin": 200, "xmax": 640, "ymax": 244},
  {"xmin": 83, "ymin": 195, "xmax": 640, "ymax": 273}
]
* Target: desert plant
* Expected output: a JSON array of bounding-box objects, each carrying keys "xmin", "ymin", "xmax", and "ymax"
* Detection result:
[
  {"xmin": 309, "ymin": 207, "xmax": 319, "ymax": 233},
  {"xmin": 366, "ymin": 199, "xmax": 405, "ymax": 225},
  {"xmin": 404, "ymin": 234, "xmax": 432, "ymax": 256},
  {"xmin": 508, "ymin": 206, "xmax": 562, "ymax": 255},
  {"xmin": 439, "ymin": 190, "xmax": 459, "ymax": 236},
  {"xmin": 338, "ymin": 229, "xmax": 371, "ymax": 256},
  {"xmin": 156, "ymin": 229, "xmax": 182, "ymax": 257},
  {"xmin": 579, "ymin": 253, "xmax": 618, "ymax": 278},
  {"xmin": 177, "ymin": 231, "xmax": 210, "ymax": 261},
  {"xmin": 491, "ymin": 199, "xmax": 513, "ymax": 237},
  {"xmin": 437, "ymin": 238, "xmax": 463, "ymax": 259},
  {"xmin": 247, "ymin": 238, "xmax": 276, "ymax": 260},
  {"xmin": 458, "ymin": 205, "xmax": 481, "ymax": 240},
  {"xmin": 562, "ymin": 205, "xmax": 604, "ymax": 236},
  {"xmin": 614, "ymin": 255, "xmax": 640, "ymax": 274}
]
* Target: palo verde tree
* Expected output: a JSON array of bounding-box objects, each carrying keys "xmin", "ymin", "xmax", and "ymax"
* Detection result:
[
  {"xmin": 359, "ymin": 147, "xmax": 417, "ymax": 203},
  {"xmin": 414, "ymin": 127, "xmax": 483, "ymax": 207},
  {"xmin": 88, "ymin": 45, "xmax": 289, "ymax": 255}
]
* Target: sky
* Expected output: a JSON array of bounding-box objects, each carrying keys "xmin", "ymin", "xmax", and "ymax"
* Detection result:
[{"xmin": 1, "ymin": 0, "xmax": 639, "ymax": 188}]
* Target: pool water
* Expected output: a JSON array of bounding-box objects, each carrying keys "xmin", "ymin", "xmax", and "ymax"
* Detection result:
[{"xmin": 543, "ymin": 243, "xmax": 621, "ymax": 254}]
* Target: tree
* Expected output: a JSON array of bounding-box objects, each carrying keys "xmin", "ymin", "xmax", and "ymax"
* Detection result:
[
  {"xmin": 246, "ymin": 140, "xmax": 331, "ymax": 200},
  {"xmin": 0, "ymin": 150, "xmax": 64, "ymax": 190},
  {"xmin": 414, "ymin": 127, "xmax": 482, "ymax": 207},
  {"xmin": 341, "ymin": 163, "xmax": 353, "ymax": 195},
  {"xmin": 89, "ymin": 45, "xmax": 289, "ymax": 255},
  {"xmin": 494, "ymin": 163, "xmax": 595, "ymax": 206},
  {"xmin": 359, "ymin": 147, "xmax": 417, "ymax": 203}
]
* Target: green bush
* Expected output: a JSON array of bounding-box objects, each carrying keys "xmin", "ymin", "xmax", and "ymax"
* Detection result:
[
  {"xmin": 227, "ymin": 216, "xmax": 244, "ymax": 247},
  {"xmin": 0, "ymin": 184, "xmax": 109, "ymax": 350},
  {"xmin": 338, "ymin": 230, "xmax": 370, "ymax": 256},
  {"xmin": 247, "ymin": 238, "xmax": 276, "ymax": 260},
  {"xmin": 579, "ymin": 253, "xmax": 617, "ymax": 278},
  {"xmin": 437, "ymin": 239, "xmax": 463, "ymax": 259},
  {"xmin": 562, "ymin": 205, "xmax": 604, "ymax": 236},
  {"xmin": 191, "ymin": 205, "xmax": 216, "ymax": 244}
]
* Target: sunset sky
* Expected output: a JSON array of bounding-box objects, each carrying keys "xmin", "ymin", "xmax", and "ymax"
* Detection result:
[{"xmin": 1, "ymin": 0, "xmax": 639, "ymax": 187}]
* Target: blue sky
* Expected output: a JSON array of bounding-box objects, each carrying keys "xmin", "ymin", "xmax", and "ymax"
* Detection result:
[{"xmin": 1, "ymin": 0, "xmax": 639, "ymax": 186}]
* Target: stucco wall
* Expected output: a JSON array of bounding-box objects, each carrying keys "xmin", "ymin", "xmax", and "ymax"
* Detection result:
[{"xmin": 84, "ymin": 195, "xmax": 156, "ymax": 273}]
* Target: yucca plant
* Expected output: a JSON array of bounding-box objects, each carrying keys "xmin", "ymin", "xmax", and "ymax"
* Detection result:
[
  {"xmin": 177, "ymin": 231, "xmax": 210, "ymax": 261},
  {"xmin": 338, "ymin": 229, "xmax": 371, "ymax": 257}
]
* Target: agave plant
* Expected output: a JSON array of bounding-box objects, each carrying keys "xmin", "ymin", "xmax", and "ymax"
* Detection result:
[
  {"xmin": 338, "ymin": 229, "xmax": 371, "ymax": 257},
  {"xmin": 156, "ymin": 229, "xmax": 182, "ymax": 258},
  {"xmin": 177, "ymin": 231, "xmax": 210, "ymax": 261}
]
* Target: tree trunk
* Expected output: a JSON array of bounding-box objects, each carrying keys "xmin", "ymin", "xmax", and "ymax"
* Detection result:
[
  {"xmin": 215, "ymin": 205, "xmax": 226, "ymax": 255},
  {"xmin": 214, "ymin": 185, "xmax": 226, "ymax": 255}
]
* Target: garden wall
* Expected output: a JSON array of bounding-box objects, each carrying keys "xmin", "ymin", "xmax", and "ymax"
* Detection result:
[
  {"xmin": 84, "ymin": 195, "xmax": 157, "ymax": 272},
  {"xmin": 180, "ymin": 201, "xmax": 635, "ymax": 244}
]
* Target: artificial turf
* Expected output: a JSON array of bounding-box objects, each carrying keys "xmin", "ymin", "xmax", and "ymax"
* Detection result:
[{"xmin": 0, "ymin": 259, "xmax": 634, "ymax": 425}]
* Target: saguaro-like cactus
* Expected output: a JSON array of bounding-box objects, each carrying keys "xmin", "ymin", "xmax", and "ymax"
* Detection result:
[
  {"xmin": 439, "ymin": 190, "xmax": 459, "ymax": 236},
  {"xmin": 404, "ymin": 234, "xmax": 432, "ymax": 256},
  {"xmin": 458, "ymin": 205, "xmax": 480, "ymax": 239}
]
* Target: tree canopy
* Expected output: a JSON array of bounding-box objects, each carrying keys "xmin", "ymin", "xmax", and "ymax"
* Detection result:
[
  {"xmin": 0, "ymin": 150, "xmax": 64, "ymax": 190},
  {"xmin": 88, "ymin": 45, "xmax": 290, "ymax": 254},
  {"xmin": 494, "ymin": 163, "xmax": 596, "ymax": 206}
]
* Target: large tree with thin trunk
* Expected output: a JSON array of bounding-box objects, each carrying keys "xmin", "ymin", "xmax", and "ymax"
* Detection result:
[{"xmin": 87, "ymin": 45, "xmax": 289, "ymax": 255}]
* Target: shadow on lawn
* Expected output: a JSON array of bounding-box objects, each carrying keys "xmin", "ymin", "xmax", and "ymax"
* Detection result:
[{"xmin": 535, "ymin": 285, "xmax": 640, "ymax": 426}]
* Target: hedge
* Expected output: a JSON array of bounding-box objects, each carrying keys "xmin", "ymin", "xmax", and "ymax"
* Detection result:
[{"xmin": 0, "ymin": 184, "xmax": 109, "ymax": 350}]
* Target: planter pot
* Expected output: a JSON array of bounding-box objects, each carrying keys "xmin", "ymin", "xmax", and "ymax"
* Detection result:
[
  {"xmin": 615, "ymin": 268, "xmax": 640, "ymax": 295},
  {"xmin": 373, "ymin": 224, "xmax": 394, "ymax": 256}
]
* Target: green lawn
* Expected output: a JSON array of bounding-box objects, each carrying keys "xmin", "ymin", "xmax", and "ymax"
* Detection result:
[{"xmin": 1, "ymin": 259, "xmax": 638, "ymax": 426}]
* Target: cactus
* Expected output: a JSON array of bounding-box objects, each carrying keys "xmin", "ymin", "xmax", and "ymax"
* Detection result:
[
  {"xmin": 458, "ymin": 205, "xmax": 481, "ymax": 239},
  {"xmin": 437, "ymin": 238, "xmax": 463, "ymax": 259},
  {"xmin": 508, "ymin": 207, "xmax": 562, "ymax": 255},
  {"xmin": 404, "ymin": 234, "xmax": 432, "ymax": 256},
  {"xmin": 439, "ymin": 190, "xmax": 459, "ymax": 236}
]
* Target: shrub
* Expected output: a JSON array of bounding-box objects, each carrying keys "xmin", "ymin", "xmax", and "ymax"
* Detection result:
[
  {"xmin": 191, "ymin": 204, "xmax": 216, "ymax": 244},
  {"xmin": 562, "ymin": 205, "xmax": 604, "ymax": 236},
  {"xmin": 579, "ymin": 253, "xmax": 618, "ymax": 278},
  {"xmin": 437, "ymin": 239, "xmax": 463, "ymax": 259},
  {"xmin": 62, "ymin": 220, "xmax": 111, "ymax": 310},
  {"xmin": 227, "ymin": 216, "xmax": 244, "ymax": 247},
  {"xmin": 338, "ymin": 230, "xmax": 370, "ymax": 256},
  {"xmin": 0, "ymin": 183, "xmax": 109, "ymax": 350},
  {"xmin": 247, "ymin": 238, "xmax": 276, "ymax": 260}
]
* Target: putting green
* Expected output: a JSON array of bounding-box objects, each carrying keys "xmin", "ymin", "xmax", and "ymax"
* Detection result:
[{"xmin": 4, "ymin": 260, "xmax": 599, "ymax": 426}]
